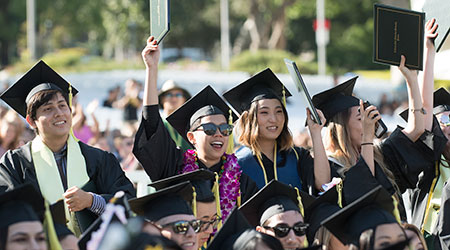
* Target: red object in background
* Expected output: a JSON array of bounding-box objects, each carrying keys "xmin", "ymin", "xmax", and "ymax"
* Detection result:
[{"xmin": 313, "ymin": 19, "xmax": 331, "ymax": 31}]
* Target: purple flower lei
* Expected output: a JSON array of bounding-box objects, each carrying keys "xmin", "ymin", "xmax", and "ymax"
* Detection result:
[{"xmin": 182, "ymin": 149, "xmax": 242, "ymax": 220}]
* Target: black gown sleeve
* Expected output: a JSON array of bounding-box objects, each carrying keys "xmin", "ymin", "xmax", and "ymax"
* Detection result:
[
  {"xmin": 133, "ymin": 105, "xmax": 184, "ymax": 181},
  {"xmin": 294, "ymin": 147, "xmax": 316, "ymax": 195},
  {"xmin": 239, "ymin": 173, "xmax": 259, "ymax": 203},
  {"xmin": 433, "ymin": 179, "xmax": 450, "ymax": 250}
]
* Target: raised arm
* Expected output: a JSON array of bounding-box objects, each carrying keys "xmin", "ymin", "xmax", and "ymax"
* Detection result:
[
  {"xmin": 421, "ymin": 18, "xmax": 438, "ymax": 131},
  {"xmin": 360, "ymin": 100, "xmax": 381, "ymax": 176},
  {"xmin": 306, "ymin": 108, "xmax": 330, "ymax": 190},
  {"xmin": 398, "ymin": 55, "xmax": 425, "ymax": 141},
  {"xmin": 142, "ymin": 36, "xmax": 161, "ymax": 106}
]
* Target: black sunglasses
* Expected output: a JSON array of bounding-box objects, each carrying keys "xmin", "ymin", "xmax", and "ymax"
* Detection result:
[
  {"xmin": 263, "ymin": 222, "xmax": 309, "ymax": 238},
  {"xmin": 160, "ymin": 219, "xmax": 202, "ymax": 234},
  {"xmin": 191, "ymin": 123, "xmax": 233, "ymax": 136},
  {"xmin": 199, "ymin": 215, "xmax": 221, "ymax": 232}
]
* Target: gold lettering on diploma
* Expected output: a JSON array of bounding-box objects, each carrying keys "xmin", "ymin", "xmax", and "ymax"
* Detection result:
[{"xmin": 393, "ymin": 21, "xmax": 400, "ymax": 54}]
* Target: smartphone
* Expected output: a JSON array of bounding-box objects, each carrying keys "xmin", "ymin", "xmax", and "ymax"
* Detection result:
[{"xmin": 359, "ymin": 101, "xmax": 387, "ymax": 138}]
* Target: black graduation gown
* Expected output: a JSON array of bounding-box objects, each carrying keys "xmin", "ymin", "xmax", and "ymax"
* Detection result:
[
  {"xmin": 433, "ymin": 177, "xmax": 450, "ymax": 250},
  {"xmin": 133, "ymin": 105, "xmax": 259, "ymax": 203},
  {"xmin": 0, "ymin": 141, "xmax": 136, "ymax": 232},
  {"xmin": 407, "ymin": 117, "xmax": 448, "ymax": 229}
]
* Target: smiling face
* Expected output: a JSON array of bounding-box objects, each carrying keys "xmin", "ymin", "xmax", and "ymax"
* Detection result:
[
  {"xmin": 26, "ymin": 92, "xmax": 72, "ymax": 144},
  {"xmin": 256, "ymin": 99, "xmax": 285, "ymax": 142},
  {"xmin": 258, "ymin": 210, "xmax": 305, "ymax": 250},
  {"xmin": 373, "ymin": 223, "xmax": 407, "ymax": 250},
  {"xmin": 196, "ymin": 201, "xmax": 218, "ymax": 246},
  {"xmin": 6, "ymin": 221, "xmax": 47, "ymax": 250},
  {"xmin": 187, "ymin": 114, "xmax": 228, "ymax": 164},
  {"xmin": 157, "ymin": 214, "xmax": 198, "ymax": 250}
]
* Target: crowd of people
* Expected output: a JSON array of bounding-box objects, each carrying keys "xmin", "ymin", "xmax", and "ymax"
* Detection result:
[{"xmin": 0, "ymin": 18, "xmax": 449, "ymax": 250}]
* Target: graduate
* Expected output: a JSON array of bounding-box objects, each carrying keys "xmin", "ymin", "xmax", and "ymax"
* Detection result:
[
  {"xmin": 223, "ymin": 69, "xmax": 329, "ymax": 193},
  {"xmin": 129, "ymin": 181, "xmax": 200, "ymax": 250},
  {"xmin": 0, "ymin": 184, "xmax": 47, "ymax": 250},
  {"xmin": 0, "ymin": 61, "xmax": 136, "ymax": 234},
  {"xmin": 239, "ymin": 180, "xmax": 315, "ymax": 250},
  {"xmin": 158, "ymin": 79, "xmax": 192, "ymax": 151},
  {"xmin": 133, "ymin": 36, "xmax": 258, "ymax": 221},
  {"xmin": 149, "ymin": 170, "xmax": 221, "ymax": 248},
  {"xmin": 322, "ymin": 185, "xmax": 409, "ymax": 250},
  {"xmin": 206, "ymin": 208, "xmax": 284, "ymax": 250}
]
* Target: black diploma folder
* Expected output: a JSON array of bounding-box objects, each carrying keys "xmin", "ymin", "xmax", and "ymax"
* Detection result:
[{"xmin": 373, "ymin": 4, "xmax": 425, "ymax": 70}]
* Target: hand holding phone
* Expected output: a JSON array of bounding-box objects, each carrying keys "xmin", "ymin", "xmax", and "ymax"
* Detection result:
[{"xmin": 359, "ymin": 101, "xmax": 387, "ymax": 138}]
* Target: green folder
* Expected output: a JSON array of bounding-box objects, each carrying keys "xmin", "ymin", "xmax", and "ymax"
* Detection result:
[
  {"xmin": 373, "ymin": 4, "xmax": 425, "ymax": 70},
  {"xmin": 150, "ymin": 0, "xmax": 170, "ymax": 44}
]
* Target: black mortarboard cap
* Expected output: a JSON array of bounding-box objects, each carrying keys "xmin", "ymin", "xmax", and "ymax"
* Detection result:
[
  {"xmin": 223, "ymin": 68, "xmax": 292, "ymax": 115},
  {"xmin": 149, "ymin": 169, "xmax": 215, "ymax": 202},
  {"xmin": 311, "ymin": 76, "xmax": 359, "ymax": 124},
  {"xmin": 206, "ymin": 208, "xmax": 252, "ymax": 250},
  {"xmin": 399, "ymin": 87, "xmax": 450, "ymax": 120},
  {"xmin": 422, "ymin": 0, "xmax": 450, "ymax": 52},
  {"xmin": 304, "ymin": 187, "xmax": 340, "ymax": 244},
  {"xmin": 0, "ymin": 184, "xmax": 45, "ymax": 228},
  {"xmin": 166, "ymin": 85, "xmax": 238, "ymax": 144},
  {"xmin": 0, "ymin": 60, "xmax": 79, "ymax": 118},
  {"xmin": 239, "ymin": 180, "xmax": 315, "ymax": 227},
  {"xmin": 129, "ymin": 181, "xmax": 194, "ymax": 222},
  {"xmin": 321, "ymin": 185, "xmax": 397, "ymax": 246}
]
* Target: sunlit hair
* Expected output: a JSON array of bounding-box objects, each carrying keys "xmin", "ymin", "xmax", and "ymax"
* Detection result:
[
  {"xmin": 324, "ymin": 108, "xmax": 399, "ymax": 193},
  {"xmin": 402, "ymin": 223, "xmax": 428, "ymax": 250},
  {"xmin": 236, "ymin": 99, "xmax": 293, "ymax": 158}
]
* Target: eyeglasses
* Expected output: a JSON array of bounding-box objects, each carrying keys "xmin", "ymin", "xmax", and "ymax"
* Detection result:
[
  {"xmin": 199, "ymin": 215, "xmax": 221, "ymax": 232},
  {"xmin": 160, "ymin": 219, "xmax": 202, "ymax": 234},
  {"xmin": 263, "ymin": 222, "xmax": 309, "ymax": 238},
  {"xmin": 164, "ymin": 92, "xmax": 184, "ymax": 98},
  {"xmin": 191, "ymin": 123, "xmax": 233, "ymax": 136},
  {"xmin": 439, "ymin": 114, "xmax": 450, "ymax": 127}
]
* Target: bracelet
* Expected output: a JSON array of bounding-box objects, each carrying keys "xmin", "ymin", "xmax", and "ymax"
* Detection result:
[
  {"xmin": 361, "ymin": 142, "xmax": 373, "ymax": 146},
  {"xmin": 410, "ymin": 107, "xmax": 426, "ymax": 114}
]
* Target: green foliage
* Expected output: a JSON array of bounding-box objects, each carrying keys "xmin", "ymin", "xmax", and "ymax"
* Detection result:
[
  {"xmin": 435, "ymin": 80, "xmax": 450, "ymax": 90},
  {"xmin": 41, "ymin": 48, "xmax": 87, "ymax": 67},
  {"xmin": 230, "ymin": 50, "xmax": 317, "ymax": 74}
]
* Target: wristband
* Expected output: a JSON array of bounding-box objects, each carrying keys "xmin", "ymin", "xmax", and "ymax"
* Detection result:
[
  {"xmin": 361, "ymin": 142, "xmax": 373, "ymax": 146},
  {"xmin": 410, "ymin": 107, "xmax": 426, "ymax": 114}
]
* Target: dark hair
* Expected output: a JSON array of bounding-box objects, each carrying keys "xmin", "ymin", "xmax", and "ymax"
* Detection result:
[
  {"xmin": 26, "ymin": 89, "xmax": 69, "ymax": 121},
  {"xmin": 0, "ymin": 227, "xmax": 8, "ymax": 250},
  {"xmin": 240, "ymin": 231, "xmax": 283, "ymax": 250}
]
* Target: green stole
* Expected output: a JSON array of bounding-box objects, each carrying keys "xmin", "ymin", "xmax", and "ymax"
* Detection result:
[{"xmin": 31, "ymin": 134, "xmax": 89, "ymax": 235}]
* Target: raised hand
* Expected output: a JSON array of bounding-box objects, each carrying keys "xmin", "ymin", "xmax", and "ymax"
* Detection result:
[
  {"xmin": 360, "ymin": 100, "xmax": 381, "ymax": 143},
  {"xmin": 398, "ymin": 55, "xmax": 418, "ymax": 85},
  {"xmin": 142, "ymin": 36, "xmax": 161, "ymax": 70},
  {"xmin": 425, "ymin": 18, "xmax": 438, "ymax": 49},
  {"xmin": 306, "ymin": 108, "xmax": 326, "ymax": 135}
]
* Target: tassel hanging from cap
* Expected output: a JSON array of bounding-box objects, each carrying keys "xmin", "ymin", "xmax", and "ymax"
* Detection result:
[
  {"xmin": 237, "ymin": 190, "xmax": 241, "ymax": 207},
  {"xmin": 226, "ymin": 109, "xmax": 234, "ymax": 154},
  {"xmin": 337, "ymin": 179, "xmax": 343, "ymax": 208},
  {"xmin": 213, "ymin": 173, "xmax": 223, "ymax": 230},
  {"xmin": 294, "ymin": 187, "xmax": 304, "ymax": 217},
  {"xmin": 282, "ymin": 86, "xmax": 287, "ymax": 107},
  {"xmin": 392, "ymin": 195, "xmax": 401, "ymax": 223},
  {"xmin": 192, "ymin": 186, "xmax": 197, "ymax": 218},
  {"xmin": 44, "ymin": 201, "xmax": 63, "ymax": 250},
  {"xmin": 68, "ymin": 83, "xmax": 79, "ymax": 142}
]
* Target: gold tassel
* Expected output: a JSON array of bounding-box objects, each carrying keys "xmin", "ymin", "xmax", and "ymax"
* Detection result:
[
  {"xmin": 226, "ymin": 109, "xmax": 234, "ymax": 154},
  {"xmin": 337, "ymin": 179, "xmax": 343, "ymax": 208},
  {"xmin": 237, "ymin": 192, "xmax": 241, "ymax": 207},
  {"xmin": 213, "ymin": 173, "xmax": 222, "ymax": 230},
  {"xmin": 192, "ymin": 186, "xmax": 197, "ymax": 218},
  {"xmin": 295, "ymin": 187, "xmax": 304, "ymax": 217},
  {"xmin": 282, "ymin": 86, "xmax": 287, "ymax": 107},
  {"xmin": 392, "ymin": 195, "xmax": 401, "ymax": 223},
  {"xmin": 68, "ymin": 82, "xmax": 79, "ymax": 142},
  {"xmin": 44, "ymin": 201, "xmax": 63, "ymax": 250}
]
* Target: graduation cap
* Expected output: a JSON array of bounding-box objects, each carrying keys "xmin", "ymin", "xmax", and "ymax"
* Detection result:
[
  {"xmin": 0, "ymin": 60, "xmax": 78, "ymax": 118},
  {"xmin": 422, "ymin": 0, "xmax": 450, "ymax": 52},
  {"xmin": 303, "ymin": 187, "xmax": 340, "ymax": 245},
  {"xmin": 223, "ymin": 68, "xmax": 292, "ymax": 115},
  {"xmin": 158, "ymin": 79, "xmax": 191, "ymax": 104},
  {"xmin": 311, "ymin": 76, "xmax": 359, "ymax": 124},
  {"xmin": 149, "ymin": 169, "xmax": 215, "ymax": 202},
  {"xmin": 239, "ymin": 180, "xmax": 315, "ymax": 227},
  {"xmin": 129, "ymin": 181, "xmax": 194, "ymax": 222},
  {"xmin": 206, "ymin": 208, "xmax": 253, "ymax": 250},
  {"xmin": 321, "ymin": 185, "xmax": 398, "ymax": 246},
  {"xmin": 399, "ymin": 87, "xmax": 450, "ymax": 121},
  {"xmin": 0, "ymin": 184, "xmax": 45, "ymax": 229},
  {"xmin": 166, "ymin": 85, "xmax": 238, "ymax": 144}
]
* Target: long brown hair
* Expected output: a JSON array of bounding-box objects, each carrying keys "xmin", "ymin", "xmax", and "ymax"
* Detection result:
[{"xmin": 236, "ymin": 99, "xmax": 293, "ymax": 158}]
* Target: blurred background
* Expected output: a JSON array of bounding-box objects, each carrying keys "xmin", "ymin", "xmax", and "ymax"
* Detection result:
[{"xmin": 0, "ymin": 0, "xmax": 449, "ymax": 188}]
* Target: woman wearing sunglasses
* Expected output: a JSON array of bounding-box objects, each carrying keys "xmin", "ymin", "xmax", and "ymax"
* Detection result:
[
  {"xmin": 223, "ymin": 69, "xmax": 329, "ymax": 193},
  {"xmin": 240, "ymin": 180, "xmax": 314, "ymax": 250},
  {"xmin": 134, "ymin": 36, "xmax": 258, "ymax": 224}
]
